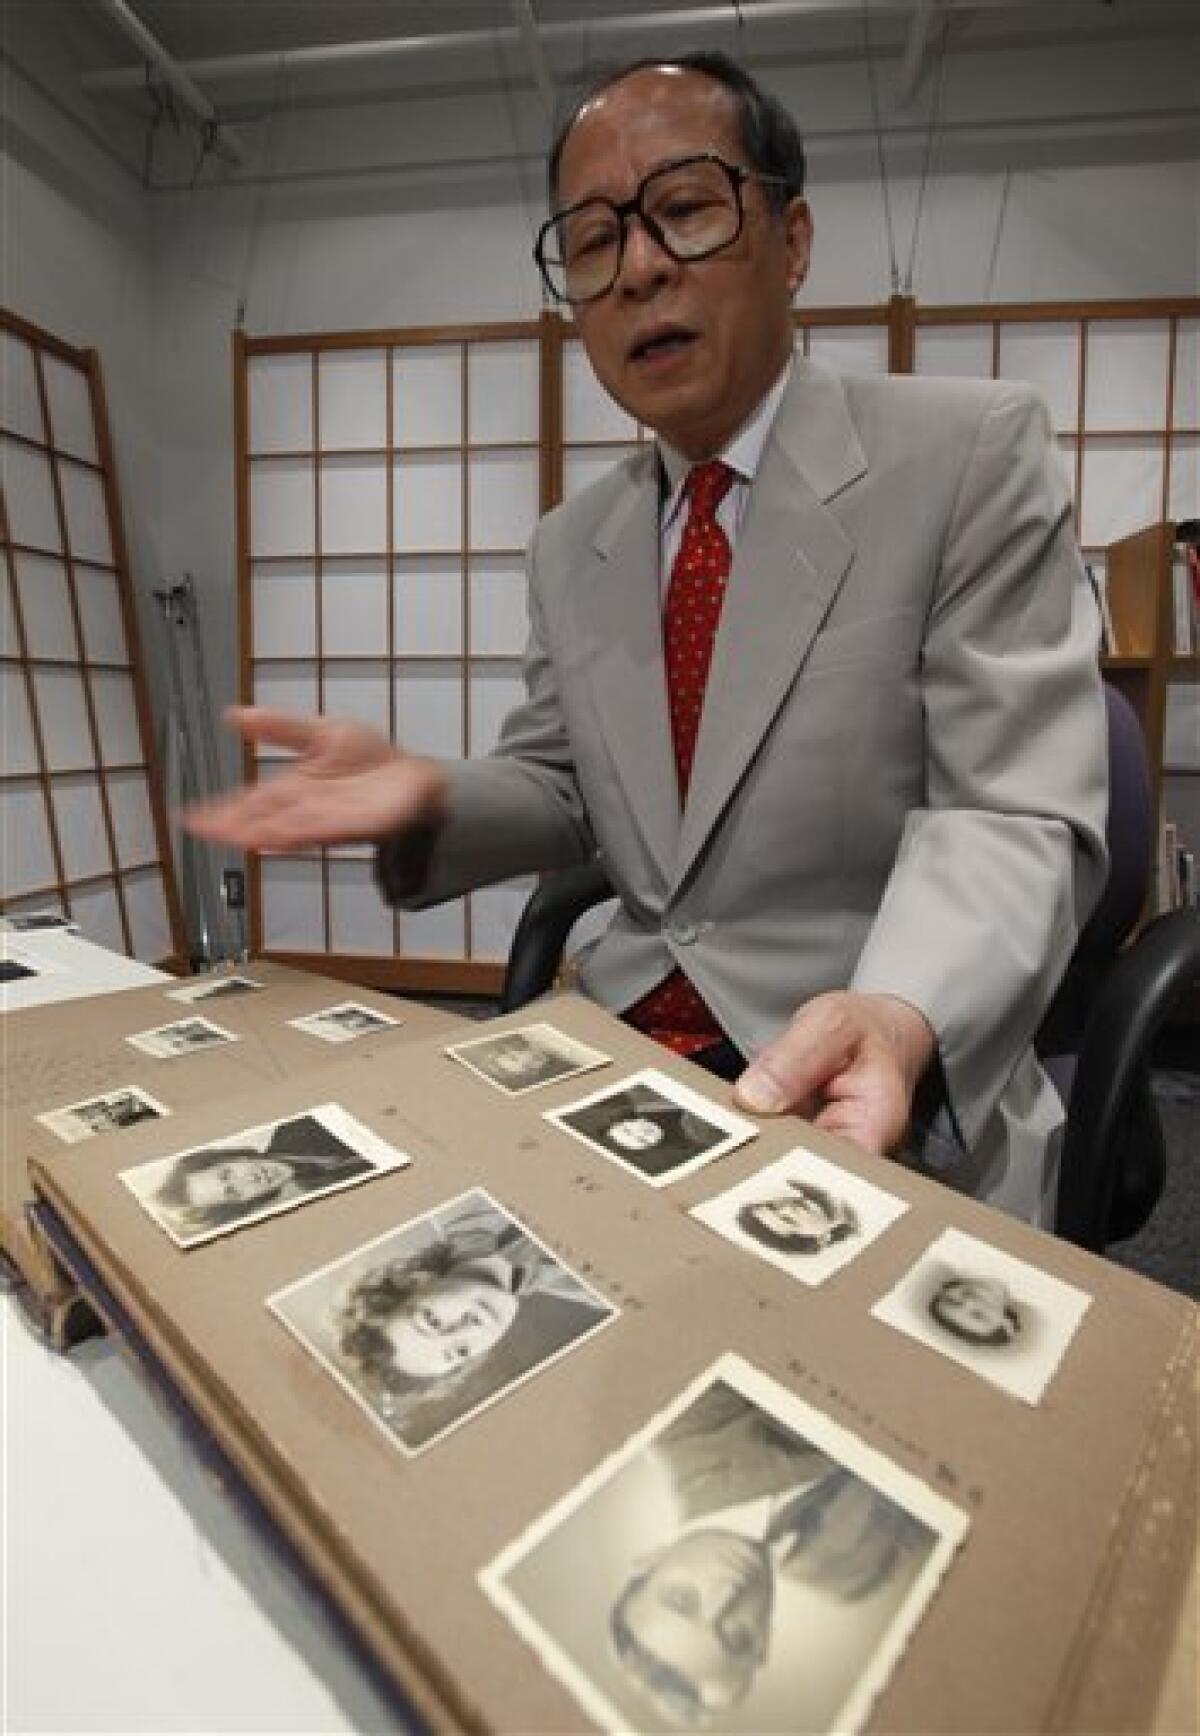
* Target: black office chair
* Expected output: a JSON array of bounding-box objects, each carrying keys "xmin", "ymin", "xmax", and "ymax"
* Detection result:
[{"xmin": 500, "ymin": 683, "xmax": 1200, "ymax": 1254}]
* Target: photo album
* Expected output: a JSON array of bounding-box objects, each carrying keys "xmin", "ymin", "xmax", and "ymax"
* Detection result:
[{"xmin": 22, "ymin": 989, "xmax": 1199, "ymax": 1733}]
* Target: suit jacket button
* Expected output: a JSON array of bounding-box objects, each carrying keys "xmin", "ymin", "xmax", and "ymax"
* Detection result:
[{"xmin": 671, "ymin": 919, "xmax": 699, "ymax": 945}]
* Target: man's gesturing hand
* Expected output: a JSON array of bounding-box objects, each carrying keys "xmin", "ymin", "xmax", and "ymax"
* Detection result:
[
  {"xmin": 181, "ymin": 707, "xmax": 449, "ymax": 852},
  {"xmin": 733, "ymin": 991, "xmax": 936, "ymax": 1156}
]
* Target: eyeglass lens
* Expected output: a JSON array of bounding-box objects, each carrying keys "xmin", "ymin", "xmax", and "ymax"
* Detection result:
[{"xmin": 544, "ymin": 159, "xmax": 742, "ymax": 303}]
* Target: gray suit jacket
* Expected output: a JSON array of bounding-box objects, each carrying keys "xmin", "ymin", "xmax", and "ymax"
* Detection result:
[{"xmin": 380, "ymin": 363, "xmax": 1108, "ymax": 1223}]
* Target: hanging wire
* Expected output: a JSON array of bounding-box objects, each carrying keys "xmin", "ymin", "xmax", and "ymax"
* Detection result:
[
  {"xmin": 861, "ymin": 0, "xmax": 901, "ymax": 294},
  {"xmin": 903, "ymin": 13, "xmax": 950, "ymax": 294},
  {"xmin": 983, "ymin": 166, "xmax": 1013, "ymax": 302},
  {"xmin": 140, "ymin": 65, "xmax": 169, "ymax": 189},
  {"xmin": 235, "ymin": 54, "xmax": 287, "ymax": 329}
]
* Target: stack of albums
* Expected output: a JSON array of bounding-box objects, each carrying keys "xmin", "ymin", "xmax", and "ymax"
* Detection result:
[
  {"xmin": 2, "ymin": 960, "xmax": 465, "ymax": 1345},
  {"xmin": 27, "ymin": 993, "xmax": 1198, "ymax": 1734}
]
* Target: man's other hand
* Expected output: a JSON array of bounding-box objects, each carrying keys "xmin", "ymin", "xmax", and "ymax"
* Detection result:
[
  {"xmin": 181, "ymin": 707, "xmax": 449, "ymax": 852},
  {"xmin": 733, "ymin": 992, "xmax": 936, "ymax": 1156}
]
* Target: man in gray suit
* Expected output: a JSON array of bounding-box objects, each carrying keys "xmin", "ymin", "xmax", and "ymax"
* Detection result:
[{"xmin": 188, "ymin": 53, "xmax": 1107, "ymax": 1224}]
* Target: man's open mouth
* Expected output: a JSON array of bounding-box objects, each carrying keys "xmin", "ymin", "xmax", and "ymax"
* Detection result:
[{"xmin": 629, "ymin": 328, "xmax": 696, "ymax": 362}]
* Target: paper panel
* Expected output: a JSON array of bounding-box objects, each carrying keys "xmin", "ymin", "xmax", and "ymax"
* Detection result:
[
  {"xmin": 0, "ymin": 330, "xmax": 44, "ymax": 441},
  {"xmin": 322, "ymin": 662, "xmax": 390, "ymax": 736},
  {"xmin": 806, "ymin": 325, "xmax": 890, "ymax": 376},
  {"xmin": 42, "ymin": 354, "xmax": 98, "ymax": 463},
  {"xmin": 394, "ymin": 665, "xmax": 463, "ymax": 757},
  {"xmin": 1, "ymin": 664, "xmax": 39, "ymax": 773},
  {"xmin": 913, "ymin": 324, "xmax": 993, "ymax": 379},
  {"xmin": 394, "ymin": 557, "xmax": 462, "ymax": 655},
  {"xmin": 261, "ymin": 857, "xmax": 325, "ymax": 950},
  {"xmin": 59, "ymin": 462, "xmax": 113, "ymax": 566},
  {"xmin": 2, "ymin": 439, "xmax": 61, "ymax": 551},
  {"xmin": 251, "ymin": 458, "xmax": 315, "ymax": 557},
  {"xmin": 33, "ymin": 667, "xmax": 94, "ymax": 771},
  {"xmin": 470, "ymin": 878, "xmax": 535, "ymax": 960},
  {"xmin": 399, "ymin": 896, "xmax": 466, "ymax": 957},
  {"xmin": 14, "ymin": 552, "xmax": 77, "ymax": 660},
  {"xmin": 394, "ymin": 454, "xmax": 463, "ymax": 551},
  {"xmin": 69, "ymin": 878, "xmax": 126, "ymax": 952},
  {"xmin": 106, "ymin": 768, "xmax": 159, "ymax": 867},
  {"xmin": 469, "ymin": 666, "xmax": 524, "ymax": 755},
  {"xmin": 249, "ymin": 353, "xmax": 313, "ymax": 454},
  {"xmin": 997, "ymin": 322, "xmax": 1080, "ymax": 430},
  {"xmin": 1167, "ymin": 435, "xmax": 1199, "ymax": 524},
  {"xmin": 468, "ymin": 339, "xmax": 539, "ymax": 444},
  {"xmin": 252, "ymin": 663, "xmax": 319, "ymax": 736},
  {"xmin": 252, "ymin": 564, "xmax": 317, "ymax": 658},
  {"xmin": 393, "ymin": 344, "xmax": 462, "ymax": 447},
  {"xmin": 562, "ymin": 340, "xmax": 636, "ymax": 442},
  {"xmin": 469, "ymin": 449, "xmax": 539, "ymax": 551},
  {"xmin": 124, "ymin": 866, "xmax": 175, "ymax": 961},
  {"xmin": 469, "ymin": 557, "xmax": 529, "ymax": 656},
  {"xmin": 1173, "ymin": 318, "xmax": 1198, "ymax": 431},
  {"xmin": 1079, "ymin": 439, "xmax": 1165, "ymax": 548},
  {"xmin": 320, "ymin": 456, "xmax": 388, "ymax": 555},
  {"xmin": 52, "ymin": 775, "xmax": 112, "ymax": 881},
  {"xmin": 563, "ymin": 445, "xmax": 638, "ymax": 499},
  {"xmin": 328, "ymin": 858, "xmax": 396, "ymax": 954},
  {"xmin": 0, "ymin": 565, "xmax": 18, "ymax": 657},
  {"xmin": 90, "ymin": 668, "xmax": 143, "ymax": 767},
  {"xmin": 1086, "ymin": 320, "xmax": 1171, "ymax": 431},
  {"xmin": 319, "ymin": 349, "xmax": 388, "ymax": 450},
  {"xmin": 76, "ymin": 564, "xmax": 130, "ymax": 664},
  {"xmin": 1, "ymin": 781, "xmax": 57, "ymax": 894},
  {"xmin": 321, "ymin": 560, "xmax": 389, "ymax": 656}
]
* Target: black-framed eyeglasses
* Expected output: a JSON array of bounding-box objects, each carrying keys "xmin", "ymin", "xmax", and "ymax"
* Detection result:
[{"xmin": 533, "ymin": 152, "xmax": 794, "ymax": 306}]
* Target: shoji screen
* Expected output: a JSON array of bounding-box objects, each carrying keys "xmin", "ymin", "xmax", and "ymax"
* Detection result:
[
  {"xmin": 240, "ymin": 326, "xmax": 543, "ymax": 989},
  {"xmin": 797, "ymin": 309, "xmax": 893, "ymax": 377},
  {"xmin": 0, "ymin": 311, "xmax": 185, "ymax": 963}
]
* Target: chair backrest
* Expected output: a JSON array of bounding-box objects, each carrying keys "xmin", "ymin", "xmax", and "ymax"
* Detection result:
[{"xmin": 1037, "ymin": 680, "xmax": 1153, "ymax": 1061}]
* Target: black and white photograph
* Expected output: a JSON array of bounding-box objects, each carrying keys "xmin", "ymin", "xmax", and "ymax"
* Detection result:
[
  {"xmin": 545, "ymin": 1068, "xmax": 757, "ymax": 1186},
  {"xmin": 0, "ymin": 910, "xmax": 76, "ymax": 933},
  {"xmin": 125, "ymin": 1016, "xmax": 241, "ymax": 1059},
  {"xmin": 37, "ymin": 1085, "xmax": 170, "ymax": 1145},
  {"xmin": 870, "ymin": 1227, "xmax": 1092, "ymax": 1404},
  {"xmin": 691, "ymin": 1148, "xmax": 909, "ymax": 1286},
  {"xmin": 165, "ymin": 974, "xmax": 265, "ymax": 1003},
  {"xmin": 287, "ymin": 1000, "xmax": 401, "ymax": 1043},
  {"xmin": 482, "ymin": 1354, "xmax": 967, "ymax": 1734},
  {"xmin": 0, "ymin": 954, "xmax": 40, "ymax": 983},
  {"xmin": 269, "ymin": 1188, "xmax": 616, "ymax": 1455},
  {"xmin": 119, "ymin": 1103, "xmax": 409, "ymax": 1248},
  {"xmin": 446, "ymin": 1022, "xmax": 611, "ymax": 1096}
]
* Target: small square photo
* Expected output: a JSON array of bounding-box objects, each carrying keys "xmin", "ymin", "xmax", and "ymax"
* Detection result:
[
  {"xmin": 446, "ymin": 1022, "xmax": 611, "ymax": 1095},
  {"xmin": 288, "ymin": 1001, "xmax": 401, "ymax": 1043},
  {"xmin": 870, "ymin": 1227, "xmax": 1092, "ymax": 1404},
  {"xmin": 37, "ymin": 1085, "xmax": 170, "ymax": 1145},
  {"xmin": 545, "ymin": 1067, "xmax": 757, "ymax": 1186},
  {"xmin": 119, "ymin": 1103, "xmax": 409, "ymax": 1248},
  {"xmin": 165, "ymin": 974, "xmax": 264, "ymax": 1003},
  {"xmin": 269, "ymin": 1188, "xmax": 616, "ymax": 1455},
  {"xmin": 125, "ymin": 1017, "xmax": 239, "ymax": 1059},
  {"xmin": 691, "ymin": 1147, "xmax": 909, "ymax": 1285}
]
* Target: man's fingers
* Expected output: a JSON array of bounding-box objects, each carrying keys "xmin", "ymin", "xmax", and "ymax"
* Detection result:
[
  {"xmin": 733, "ymin": 1004, "xmax": 859, "ymax": 1116},
  {"xmin": 223, "ymin": 705, "xmax": 322, "ymax": 754}
]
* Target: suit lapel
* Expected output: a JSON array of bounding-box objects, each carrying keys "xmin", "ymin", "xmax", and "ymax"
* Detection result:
[
  {"xmin": 675, "ymin": 365, "xmax": 867, "ymax": 887},
  {"xmin": 577, "ymin": 449, "xmax": 681, "ymax": 882}
]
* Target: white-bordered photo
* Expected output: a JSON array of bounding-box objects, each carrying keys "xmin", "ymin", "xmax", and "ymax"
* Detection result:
[
  {"xmin": 119, "ymin": 1103, "xmax": 409, "ymax": 1248},
  {"xmin": 125, "ymin": 1016, "xmax": 240, "ymax": 1059},
  {"xmin": 165, "ymin": 974, "xmax": 264, "ymax": 1003},
  {"xmin": 870, "ymin": 1226, "xmax": 1092, "ymax": 1404},
  {"xmin": 268, "ymin": 1187, "xmax": 616, "ymax": 1456},
  {"xmin": 287, "ymin": 1000, "xmax": 401, "ymax": 1043},
  {"xmin": 545, "ymin": 1068, "xmax": 756, "ymax": 1187},
  {"xmin": 0, "ymin": 910, "xmax": 77, "ymax": 933},
  {"xmin": 481, "ymin": 1353, "xmax": 967, "ymax": 1734},
  {"xmin": 446, "ymin": 1022, "xmax": 611, "ymax": 1096},
  {"xmin": 37, "ymin": 1085, "xmax": 171, "ymax": 1145},
  {"xmin": 0, "ymin": 951, "xmax": 42, "ymax": 983},
  {"xmin": 690, "ymin": 1146, "xmax": 909, "ymax": 1286}
]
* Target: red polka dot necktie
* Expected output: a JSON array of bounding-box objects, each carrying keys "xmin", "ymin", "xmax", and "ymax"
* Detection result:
[{"xmin": 626, "ymin": 460, "xmax": 735, "ymax": 1057}]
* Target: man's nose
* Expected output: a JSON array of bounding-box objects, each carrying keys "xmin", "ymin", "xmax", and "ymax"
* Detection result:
[{"xmin": 616, "ymin": 214, "xmax": 676, "ymax": 296}]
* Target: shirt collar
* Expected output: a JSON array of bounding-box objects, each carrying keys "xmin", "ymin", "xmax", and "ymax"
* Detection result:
[{"xmin": 659, "ymin": 357, "xmax": 794, "ymax": 526}]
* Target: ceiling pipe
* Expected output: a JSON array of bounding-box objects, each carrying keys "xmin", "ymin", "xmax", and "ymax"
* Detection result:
[
  {"xmin": 89, "ymin": 0, "xmax": 247, "ymax": 161},
  {"xmin": 81, "ymin": 0, "xmax": 1121, "ymax": 94},
  {"xmin": 508, "ymin": 0, "xmax": 557, "ymax": 126}
]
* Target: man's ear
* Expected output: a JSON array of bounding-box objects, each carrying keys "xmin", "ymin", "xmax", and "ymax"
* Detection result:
[{"xmin": 783, "ymin": 198, "xmax": 813, "ymax": 295}]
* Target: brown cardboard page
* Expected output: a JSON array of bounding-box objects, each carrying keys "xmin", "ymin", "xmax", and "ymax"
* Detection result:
[
  {"xmin": 2, "ymin": 961, "xmax": 465, "ymax": 1340},
  {"xmin": 30, "ymin": 993, "xmax": 1199, "ymax": 1733}
]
